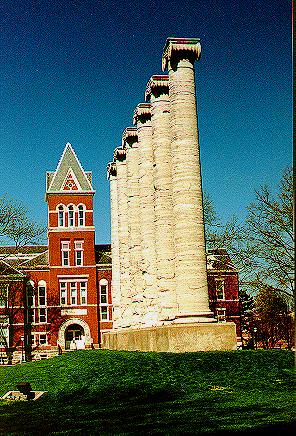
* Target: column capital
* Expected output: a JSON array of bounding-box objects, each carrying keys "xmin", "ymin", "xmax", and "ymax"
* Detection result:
[
  {"xmin": 122, "ymin": 127, "xmax": 138, "ymax": 148},
  {"xmin": 145, "ymin": 75, "xmax": 169, "ymax": 101},
  {"xmin": 133, "ymin": 103, "xmax": 151, "ymax": 125},
  {"xmin": 107, "ymin": 161, "xmax": 117, "ymax": 179},
  {"xmin": 162, "ymin": 37, "xmax": 201, "ymax": 71},
  {"xmin": 113, "ymin": 147, "xmax": 126, "ymax": 162}
]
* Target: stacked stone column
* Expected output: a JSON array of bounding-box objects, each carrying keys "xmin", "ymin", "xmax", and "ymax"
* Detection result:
[
  {"xmin": 162, "ymin": 38, "xmax": 213, "ymax": 321},
  {"xmin": 107, "ymin": 162, "xmax": 121, "ymax": 328},
  {"xmin": 122, "ymin": 127, "xmax": 143, "ymax": 326},
  {"xmin": 145, "ymin": 75, "xmax": 177, "ymax": 322},
  {"xmin": 112, "ymin": 147, "xmax": 131, "ymax": 327},
  {"xmin": 133, "ymin": 103, "xmax": 158, "ymax": 326}
]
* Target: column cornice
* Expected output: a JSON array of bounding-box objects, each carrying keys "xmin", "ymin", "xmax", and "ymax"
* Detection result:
[
  {"xmin": 133, "ymin": 103, "xmax": 151, "ymax": 125},
  {"xmin": 162, "ymin": 37, "xmax": 201, "ymax": 71},
  {"xmin": 113, "ymin": 147, "xmax": 126, "ymax": 162},
  {"xmin": 107, "ymin": 161, "xmax": 117, "ymax": 179},
  {"xmin": 145, "ymin": 75, "xmax": 169, "ymax": 101},
  {"xmin": 122, "ymin": 127, "xmax": 138, "ymax": 148}
]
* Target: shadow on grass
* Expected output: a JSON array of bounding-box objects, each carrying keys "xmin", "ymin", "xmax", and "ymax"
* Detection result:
[{"xmin": 1, "ymin": 391, "xmax": 295, "ymax": 435}]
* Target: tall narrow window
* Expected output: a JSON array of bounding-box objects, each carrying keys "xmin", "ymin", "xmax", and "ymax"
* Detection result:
[
  {"xmin": 99, "ymin": 279, "xmax": 109, "ymax": 321},
  {"xmin": 61, "ymin": 241, "xmax": 70, "ymax": 266},
  {"xmin": 38, "ymin": 308, "xmax": 47, "ymax": 323},
  {"xmin": 80, "ymin": 282, "xmax": 87, "ymax": 305},
  {"xmin": 68, "ymin": 205, "xmax": 75, "ymax": 227},
  {"xmin": 60, "ymin": 282, "xmax": 66, "ymax": 305},
  {"xmin": 215, "ymin": 279, "xmax": 225, "ymax": 300},
  {"xmin": 70, "ymin": 282, "xmax": 77, "ymax": 305},
  {"xmin": 100, "ymin": 306, "xmax": 108, "ymax": 320},
  {"xmin": 100, "ymin": 285, "xmax": 107, "ymax": 304},
  {"xmin": 75, "ymin": 240, "xmax": 84, "ymax": 266},
  {"xmin": 0, "ymin": 316, "xmax": 9, "ymax": 347},
  {"xmin": 26, "ymin": 281, "xmax": 35, "ymax": 308},
  {"xmin": 58, "ymin": 205, "xmax": 65, "ymax": 227},
  {"xmin": 0, "ymin": 284, "xmax": 8, "ymax": 308},
  {"xmin": 38, "ymin": 281, "xmax": 46, "ymax": 306},
  {"xmin": 78, "ymin": 205, "xmax": 85, "ymax": 227}
]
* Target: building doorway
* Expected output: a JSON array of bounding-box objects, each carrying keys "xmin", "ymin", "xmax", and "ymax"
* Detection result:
[{"xmin": 65, "ymin": 324, "xmax": 85, "ymax": 350}]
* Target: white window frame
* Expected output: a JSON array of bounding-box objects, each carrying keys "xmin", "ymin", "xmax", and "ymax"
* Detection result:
[
  {"xmin": 100, "ymin": 306, "xmax": 109, "ymax": 321},
  {"xmin": 32, "ymin": 333, "xmax": 47, "ymax": 346},
  {"xmin": 215, "ymin": 279, "xmax": 225, "ymax": 300},
  {"xmin": 80, "ymin": 281, "xmax": 87, "ymax": 305},
  {"xmin": 74, "ymin": 240, "xmax": 84, "ymax": 266},
  {"xmin": 217, "ymin": 308, "xmax": 226, "ymax": 322},
  {"xmin": 38, "ymin": 308, "xmax": 47, "ymax": 324},
  {"xmin": 61, "ymin": 241, "xmax": 70, "ymax": 266},
  {"xmin": 0, "ymin": 284, "xmax": 8, "ymax": 308},
  {"xmin": 26, "ymin": 280, "xmax": 35, "ymax": 308},
  {"xmin": 68, "ymin": 204, "xmax": 75, "ymax": 227},
  {"xmin": 70, "ymin": 282, "xmax": 77, "ymax": 306},
  {"xmin": 58, "ymin": 205, "xmax": 65, "ymax": 227},
  {"xmin": 0, "ymin": 316, "xmax": 9, "ymax": 347},
  {"xmin": 77, "ymin": 204, "xmax": 85, "ymax": 227},
  {"xmin": 60, "ymin": 282, "xmax": 67, "ymax": 305},
  {"xmin": 99, "ymin": 279, "xmax": 109, "ymax": 321},
  {"xmin": 38, "ymin": 281, "xmax": 47, "ymax": 307}
]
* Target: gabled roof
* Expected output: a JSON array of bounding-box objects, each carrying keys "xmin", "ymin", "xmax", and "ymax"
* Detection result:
[
  {"xmin": 0, "ymin": 259, "xmax": 25, "ymax": 279},
  {"xmin": 46, "ymin": 143, "xmax": 94, "ymax": 195}
]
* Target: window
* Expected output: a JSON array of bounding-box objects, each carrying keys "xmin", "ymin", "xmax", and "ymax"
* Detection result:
[
  {"xmin": 70, "ymin": 282, "xmax": 77, "ymax": 305},
  {"xmin": 99, "ymin": 279, "xmax": 109, "ymax": 321},
  {"xmin": 39, "ymin": 308, "xmax": 47, "ymax": 323},
  {"xmin": 27, "ymin": 308, "xmax": 35, "ymax": 324},
  {"xmin": 75, "ymin": 240, "xmax": 84, "ymax": 266},
  {"xmin": 78, "ymin": 205, "xmax": 85, "ymax": 226},
  {"xmin": 215, "ymin": 279, "xmax": 225, "ymax": 300},
  {"xmin": 68, "ymin": 205, "xmax": 75, "ymax": 227},
  {"xmin": 26, "ymin": 281, "xmax": 35, "ymax": 307},
  {"xmin": 217, "ymin": 308, "xmax": 226, "ymax": 322},
  {"xmin": 100, "ymin": 285, "xmax": 107, "ymax": 304},
  {"xmin": 0, "ymin": 316, "xmax": 9, "ymax": 347},
  {"xmin": 32, "ymin": 333, "xmax": 47, "ymax": 346},
  {"xmin": 61, "ymin": 241, "xmax": 70, "ymax": 266},
  {"xmin": 38, "ymin": 281, "xmax": 46, "ymax": 306},
  {"xmin": 58, "ymin": 205, "xmax": 65, "ymax": 227},
  {"xmin": 60, "ymin": 282, "xmax": 66, "ymax": 305},
  {"xmin": 100, "ymin": 306, "xmax": 108, "ymax": 321},
  {"xmin": 80, "ymin": 282, "xmax": 87, "ymax": 305},
  {"xmin": 0, "ymin": 284, "xmax": 8, "ymax": 308},
  {"xmin": 39, "ymin": 334, "xmax": 47, "ymax": 345}
]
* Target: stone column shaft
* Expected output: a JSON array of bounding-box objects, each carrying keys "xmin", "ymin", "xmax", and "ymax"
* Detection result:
[
  {"xmin": 114, "ymin": 148, "xmax": 131, "ymax": 327},
  {"xmin": 134, "ymin": 103, "xmax": 158, "ymax": 326},
  {"xmin": 162, "ymin": 38, "xmax": 213, "ymax": 321},
  {"xmin": 146, "ymin": 76, "xmax": 177, "ymax": 322},
  {"xmin": 123, "ymin": 127, "xmax": 143, "ymax": 326},
  {"xmin": 107, "ymin": 163, "xmax": 121, "ymax": 328}
]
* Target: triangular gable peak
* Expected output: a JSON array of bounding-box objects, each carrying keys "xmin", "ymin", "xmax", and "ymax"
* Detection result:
[
  {"xmin": 62, "ymin": 168, "xmax": 81, "ymax": 191},
  {"xmin": 0, "ymin": 258, "xmax": 25, "ymax": 279},
  {"xmin": 46, "ymin": 143, "xmax": 94, "ymax": 194}
]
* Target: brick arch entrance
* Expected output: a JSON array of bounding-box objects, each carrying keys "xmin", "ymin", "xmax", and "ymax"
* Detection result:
[{"xmin": 58, "ymin": 318, "xmax": 91, "ymax": 350}]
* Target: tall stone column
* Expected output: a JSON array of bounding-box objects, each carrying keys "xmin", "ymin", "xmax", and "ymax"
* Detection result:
[
  {"xmin": 162, "ymin": 37, "xmax": 213, "ymax": 322},
  {"xmin": 114, "ymin": 147, "xmax": 131, "ymax": 328},
  {"xmin": 134, "ymin": 103, "xmax": 158, "ymax": 326},
  {"xmin": 107, "ymin": 162, "xmax": 121, "ymax": 328},
  {"xmin": 145, "ymin": 75, "xmax": 177, "ymax": 322},
  {"xmin": 122, "ymin": 127, "xmax": 143, "ymax": 327}
]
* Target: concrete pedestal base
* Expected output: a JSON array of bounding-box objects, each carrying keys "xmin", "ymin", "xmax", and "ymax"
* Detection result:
[{"xmin": 102, "ymin": 322, "xmax": 237, "ymax": 352}]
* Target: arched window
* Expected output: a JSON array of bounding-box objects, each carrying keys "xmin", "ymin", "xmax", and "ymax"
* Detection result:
[
  {"xmin": 58, "ymin": 205, "xmax": 65, "ymax": 227},
  {"xmin": 68, "ymin": 205, "xmax": 75, "ymax": 227},
  {"xmin": 78, "ymin": 204, "xmax": 85, "ymax": 227}
]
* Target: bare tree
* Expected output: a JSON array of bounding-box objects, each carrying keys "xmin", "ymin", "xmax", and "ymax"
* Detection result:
[
  {"xmin": 0, "ymin": 196, "xmax": 45, "ymax": 249},
  {"xmin": 204, "ymin": 167, "xmax": 294, "ymax": 299}
]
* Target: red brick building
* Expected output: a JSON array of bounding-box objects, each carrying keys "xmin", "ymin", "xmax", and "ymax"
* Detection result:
[{"xmin": 0, "ymin": 144, "xmax": 241, "ymax": 364}]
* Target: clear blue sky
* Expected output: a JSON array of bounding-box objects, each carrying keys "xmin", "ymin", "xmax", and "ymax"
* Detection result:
[{"xmin": 1, "ymin": 0, "xmax": 292, "ymax": 243}]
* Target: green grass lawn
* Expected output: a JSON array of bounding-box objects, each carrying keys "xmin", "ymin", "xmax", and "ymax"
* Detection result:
[{"xmin": 0, "ymin": 349, "xmax": 295, "ymax": 435}]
